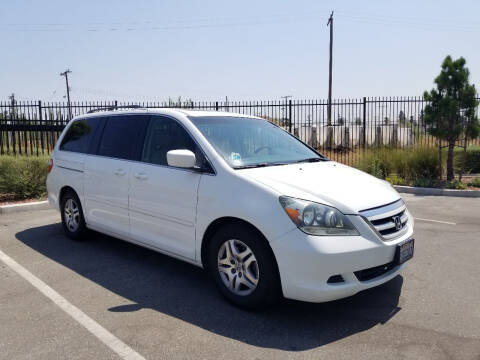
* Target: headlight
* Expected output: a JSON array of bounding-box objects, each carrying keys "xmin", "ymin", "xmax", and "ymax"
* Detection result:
[{"xmin": 279, "ymin": 196, "xmax": 359, "ymax": 236}]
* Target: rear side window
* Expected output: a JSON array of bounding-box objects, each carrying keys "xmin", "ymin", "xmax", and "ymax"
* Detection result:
[
  {"xmin": 98, "ymin": 115, "xmax": 147, "ymax": 160},
  {"xmin": 60, "ymin": 118, "xmax": 99, "ymax": 153},
  {"xmin": 142, "ymin": 116, "xmax": 197, "ymax": 166}
]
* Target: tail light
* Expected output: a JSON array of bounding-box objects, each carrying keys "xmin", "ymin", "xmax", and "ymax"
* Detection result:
[{"xmin": 47, "ymin": 158, "xmax": 54, "ymax": 173}]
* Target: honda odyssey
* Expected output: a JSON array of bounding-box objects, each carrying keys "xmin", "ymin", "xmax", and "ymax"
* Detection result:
[{"xmin": 47, "ymin": 107, "xmax": 414, "ymax": 309}]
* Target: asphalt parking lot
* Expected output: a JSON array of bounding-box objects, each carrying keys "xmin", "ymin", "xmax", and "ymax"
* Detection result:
[{"xmin": 0, "ymin": 194, "xmax": 479, "ymax": 360}]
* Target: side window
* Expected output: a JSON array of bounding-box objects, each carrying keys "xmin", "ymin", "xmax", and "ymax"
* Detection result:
[
  {"xmin": 60, "ymin": 118, "xmax": 99, "ymax": 153},
  {"xmin": 142, "ymin": 116, "xmax": 198, "ymax": 167},
  {"xmin": 98, "ymin": 115, "xmax": 145, "ymax": 160}
]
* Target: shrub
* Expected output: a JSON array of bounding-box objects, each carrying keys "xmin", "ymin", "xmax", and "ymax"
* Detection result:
[
  {"xmin": 464, "ymin": 146, "xmax": 480, "ymax": 174},
  {"xmin": 445, "ymin": 180, "xmax": 467, "ymax": 190},
  {"xmin": 467, "ymin": 178, "xmax": 480, "ymax": 187},
  {"xmin": 390, "ymin": 151, "xmax": 410, "ymax": 180},
  {"xmin": 452, "ymin": 145, "xmax": 480, "ymax": 174},
  {"xmin": 385, "ymin": 175, "xmax": 407, "ymax": 185},
  {"xmin": 355, "ymin": 150, "xmax": 392, "ymax": 179},
  {"xmin": 413, "ymin": 177, "xmax": 434, "ymax": 188},
  {"xmin": 404, "ymin": 147, "xmax": 442, "ymax": 182},
  {"xmin": 0, "ymin": 155, "xmax": 50, "ymax": 200},
  {"xmin": 355, "ymin": 147, "xmax": 441, "ymax": 183}
]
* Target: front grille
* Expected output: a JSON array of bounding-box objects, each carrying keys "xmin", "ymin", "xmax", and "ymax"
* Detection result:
[
  {"xmin": 360, "ymin": 199, "xmax": 408, "ymax": 240},
  {"xmin": 354, "ymin": 261, "xmax": 397, "ymax": 282}
]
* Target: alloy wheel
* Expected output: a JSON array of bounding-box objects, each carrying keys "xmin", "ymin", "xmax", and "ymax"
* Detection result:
[
  {"xmin": 64, "ymin": 198, "xmax": 80, "ymax": 232},
  {"xmin": 217, "ymin": 239, "xmax": 259, "ymax": 296}
]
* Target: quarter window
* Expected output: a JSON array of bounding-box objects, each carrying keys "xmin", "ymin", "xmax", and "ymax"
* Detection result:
[{"xmin": 60, "ymin": 118, "xmax": 99, "ymax": 153}]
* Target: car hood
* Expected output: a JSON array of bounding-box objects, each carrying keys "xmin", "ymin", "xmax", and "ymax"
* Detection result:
[{"xmin": 238, "ymin": 161, "xmax": 400, "ymax": 214}]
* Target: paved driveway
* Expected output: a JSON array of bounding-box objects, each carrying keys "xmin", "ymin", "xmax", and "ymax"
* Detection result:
[{"xmin": 0, "ymin": 194, "xmax": 479, "ymax": 360}]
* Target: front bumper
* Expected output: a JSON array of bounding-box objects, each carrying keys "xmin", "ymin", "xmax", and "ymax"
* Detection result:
[{"xmin": 270, "ymin": 212, "xmax": 414, "ymax": 303}]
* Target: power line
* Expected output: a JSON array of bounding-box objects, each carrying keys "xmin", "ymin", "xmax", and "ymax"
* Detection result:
[
  {"xmin": 1, "ymin": 10, "xmax": 479, "ymax": 33},
  {"xmin": 0, "ymin": 14, "xmax": 322, "ymax": 33}
]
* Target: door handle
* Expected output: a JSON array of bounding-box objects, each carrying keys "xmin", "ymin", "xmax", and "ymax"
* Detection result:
[
  {"xmin": 134, "ymin": 172, "xmax": 148, "ymax": 180},
  {"xmin": 114, "ymin": 169, "xmax": 126, "ymax": 176}
]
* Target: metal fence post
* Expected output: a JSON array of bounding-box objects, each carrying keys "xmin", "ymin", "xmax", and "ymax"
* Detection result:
[
  {"xmin": 288, "ymin": 100, "xmax": 292, "ymax": 133},
  {"xmin": 215, "ymin": 101, "xmax": 219, "ymax": 111},
  {"xmin": 38, "ymin": 100, "xmax": 44, "ymax": 155},
  {"xmin": 362, "ymin": 97, "xmax": 367, "ymax": 148}
]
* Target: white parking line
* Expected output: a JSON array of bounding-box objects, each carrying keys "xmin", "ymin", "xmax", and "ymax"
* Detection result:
[
  {"xmin": 415, "ymin": 217, "xmax": 456, "ymax": 225},
  {"xmin": 0, "ymin": 249, "xmax": 146, "ymax": 360}
]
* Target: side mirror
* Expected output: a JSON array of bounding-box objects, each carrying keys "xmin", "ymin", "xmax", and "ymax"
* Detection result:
[{"xmin": 166, "ymin": 149, "xmax": 196, "ymax": 168}]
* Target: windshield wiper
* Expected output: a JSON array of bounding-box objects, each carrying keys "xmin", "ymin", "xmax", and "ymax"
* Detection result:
[
  {"xmin": 233, "ymin": 162, "xmax": 287, "ymax": 170},
  {"xmin": 294, "ymin": 157, "xmax": 324, "ymax": 163}
]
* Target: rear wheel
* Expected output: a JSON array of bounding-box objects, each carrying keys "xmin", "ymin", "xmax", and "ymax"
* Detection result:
[
  {"xmin": 60, "ymin": 190, "xmax": 87, "ymax": 241},
  {"xmin": 207, "ymin": 224, "xmax": 281, "ymax": 310}
]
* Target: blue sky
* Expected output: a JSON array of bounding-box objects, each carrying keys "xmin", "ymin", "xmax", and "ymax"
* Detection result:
[{"xmin": 1, "ymin": 0, "xmax": 479, "ymax": 102}]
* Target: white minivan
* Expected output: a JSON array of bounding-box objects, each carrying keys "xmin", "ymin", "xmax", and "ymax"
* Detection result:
[{"xmin": 47, "ymin": 107, "xmax": 414, "ymax": 309}]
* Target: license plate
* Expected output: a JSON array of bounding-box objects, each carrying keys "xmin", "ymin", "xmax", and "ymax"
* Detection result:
[{"xmin": 394, "ymin": 238, "xmax": 414, "ymax": 265}]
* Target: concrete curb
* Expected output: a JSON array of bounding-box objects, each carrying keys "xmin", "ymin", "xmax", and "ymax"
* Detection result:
[
  {"xmin": 394, "ymin": 185, "xmax": 480, "ymax": 198},
  {"xmin": 0, "ymin": 201, "xmax": 50, "ymax": 215}
]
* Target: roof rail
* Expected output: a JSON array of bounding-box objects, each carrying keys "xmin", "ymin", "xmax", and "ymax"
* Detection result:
[{"xmin": 86, "ymin": 105, "xmax": 146, "ymax": 114}]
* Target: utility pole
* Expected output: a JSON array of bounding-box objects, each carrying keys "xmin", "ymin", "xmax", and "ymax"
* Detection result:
[
  {"xmin": 327, "ymin": 11, "xmax": 333, "ymax": 126},
  {"xmin": 60, "ymin": 69, "xmax": 72, "ymax": 120}
]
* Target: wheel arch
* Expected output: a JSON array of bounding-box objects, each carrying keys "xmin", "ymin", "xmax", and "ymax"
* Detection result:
[
  {"xmin": 58, "ymin": 186, "xmax": 86, "ymax": 220},
  {"xmin": 200, "ymin": 217, "xmax": 280, "ymax": 275},
  {"xmin": 59, "ymin": 185, "xmax": 78, "ymax": 204}
]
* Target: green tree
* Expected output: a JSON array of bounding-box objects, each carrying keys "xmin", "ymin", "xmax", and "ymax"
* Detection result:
[{"xmin": 423, "ymin": 56, "xmax": 480, "ymax": 180}]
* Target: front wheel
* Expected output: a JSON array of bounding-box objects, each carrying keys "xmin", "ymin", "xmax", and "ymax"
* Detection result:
[{"xmin": 207, "ymin": 224, "xmax": 281, "ymax": 310}]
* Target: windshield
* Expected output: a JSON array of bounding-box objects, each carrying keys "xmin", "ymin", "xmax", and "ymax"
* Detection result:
[{"xmin": 189, "ymin": 116, "xmax": 327, "ymax": 168}]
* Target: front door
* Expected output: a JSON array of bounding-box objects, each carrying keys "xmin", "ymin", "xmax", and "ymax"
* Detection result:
[{"xmin": 129, "ymin": 115, "xmax": 205, "ymax": 260}]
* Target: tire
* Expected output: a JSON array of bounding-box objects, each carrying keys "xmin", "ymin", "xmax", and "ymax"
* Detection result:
[
  {"xmin": 60, "ymin": 190, "xmax": 87, "ymax": 241},
  {"xmin": 206, "ymin": 223, "xmax": 281, "ymax": 310}
]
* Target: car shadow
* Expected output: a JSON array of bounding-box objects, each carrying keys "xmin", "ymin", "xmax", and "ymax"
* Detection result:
[{"xmin": 16, "ymin": 223, "xmax": 403, "ymax": 351}]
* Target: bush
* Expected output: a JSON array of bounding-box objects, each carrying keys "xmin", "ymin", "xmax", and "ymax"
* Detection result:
[
  {"xmin": 445, "ymin": 180, "xmax": 467, "ymax": 190},
  {"xmin": 467, "ymin": 178, "xmax": 480, "ymax": 187},
  {"xmin": 0, "ymin": 155, "xmax": 49, "ymax": 200},
  {"xmin": 413, "ymin": 177, "xmax": 435, "ymax": 188},
  {"xmin": 385, "ymin": 175, "xmax": 407, "ymax": 185},
  {"xmin": 452, "ymin": 145, "xmax": 480, "ymax": 174},
  {"xmin": 356, "ymin": 147, "xmax": 441, "ymax": 183},
  {"xmin": 404, "ymin": 147, "xmax": 442, "ymax": 181},
  {"xmin": 455, "ymin": 146, "xmax": 480, "ymax": 174},
  {"xmin": 355, "ymin": 150, "xmax": 392, "ymax": 179},
  {"xmin": 463, "ymin": 146, "xmax": 480, "ymax": 174}
]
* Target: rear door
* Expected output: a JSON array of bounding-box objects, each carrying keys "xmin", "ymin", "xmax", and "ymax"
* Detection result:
[
  {"xmin": 84, "ymin": 114, "xmax": 149, "ymax": 236},
  {"xmin": 129, "ymin": 115, "xmax": 210, "ymax": 259}
]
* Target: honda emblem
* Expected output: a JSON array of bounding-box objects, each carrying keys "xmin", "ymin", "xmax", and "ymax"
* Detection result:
[{"xmin": 392, "ymin": 216, "xmax": 402, "ymax": 231}]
